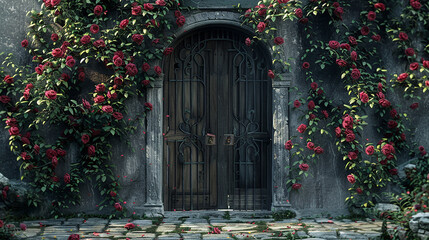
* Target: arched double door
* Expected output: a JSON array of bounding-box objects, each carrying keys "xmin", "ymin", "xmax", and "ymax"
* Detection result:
[{"xmin": 163, "ymin": 27, "xmax": 272, "ymax": 210}]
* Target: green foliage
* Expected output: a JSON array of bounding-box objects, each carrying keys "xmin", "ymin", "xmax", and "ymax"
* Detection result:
[
  {"xmin": 272, "ymin": 210, "xmax": 296, "ymax": 221},
  {"xmin": 0, "ymin": 0, "xmax": 183, "ymax": 217}
]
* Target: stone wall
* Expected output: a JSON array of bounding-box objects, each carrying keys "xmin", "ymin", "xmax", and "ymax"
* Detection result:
[{"xmin": 0, "ymin": 0, "xmax": 427, "ymax": 217}]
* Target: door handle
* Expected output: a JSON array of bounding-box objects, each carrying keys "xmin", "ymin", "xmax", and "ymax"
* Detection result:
[
  {"xmin": 224, "ymin": 134, "xmax": 235, "ymax": 145},
  {"xmin": 205, "ymin": 133, "xmax": 216, "ymax": 145}
]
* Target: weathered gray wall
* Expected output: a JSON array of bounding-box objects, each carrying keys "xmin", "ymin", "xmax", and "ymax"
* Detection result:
[{"xmin": 0, "ymin": 0, "xmax": 428, "ymax": 217}]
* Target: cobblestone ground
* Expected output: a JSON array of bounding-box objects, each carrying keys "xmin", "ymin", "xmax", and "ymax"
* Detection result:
[{"xmin": 12, "ymin": 212, "xmax": 393, "ymax": 240}]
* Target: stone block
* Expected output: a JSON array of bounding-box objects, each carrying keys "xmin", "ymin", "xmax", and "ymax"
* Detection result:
[{"xmin": 374, "ymin": 203, "xmax": 400, "ymax": 212}]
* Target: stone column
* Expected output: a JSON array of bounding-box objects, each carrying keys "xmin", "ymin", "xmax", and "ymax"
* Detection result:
[
  {"xmin": 144, "ymin": 80, "xmax": 164, "ymax": 216},
  {"xmin": 271, "ymin": 75, "xmax": 292, "ymax": 211}
]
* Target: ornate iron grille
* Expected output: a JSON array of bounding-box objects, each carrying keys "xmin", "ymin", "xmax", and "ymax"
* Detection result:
[{"xmin": 163, "ymin": 27, "xmax": 272, "ymax": 211}]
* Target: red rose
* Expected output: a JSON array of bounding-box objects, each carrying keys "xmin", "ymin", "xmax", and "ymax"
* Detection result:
[
  {"xmin": 142, "ymin": 63, "xmax": 150, "ymax": 72},
  {"xmin": 299, "ymin": 18, "xmax": 309, "ymax": 24},
  {"xmin": 256, "ymin": 4, "xmax": 267, "ymax": 16},
  {"xmin": 21, "ymin": 39, "xmax": 29, "ymax": 48},
  {"xmin": 309, "ymin": 114, "xmax": 316, "ymax": 120},
  {"xmin": 3, "ymin": 75, "xmax": 13, "ymax": 84},
  {"xmin": 348, "ymin": 36, "xmax": 357, "ymax": 46},
  {"xmin": 113, "ymin": 56, "xmax": 123, "ymax": 67},
  {"xmin": 152, "ymin": 38, "xmax": 160, "ymax": 45},
  {"xmin": 145, "ymin": 102, "xmax": 153, "ymax": 111},
  {"xmin": 295, "ymin": 8, "xmax": 303, "ymax": 18},
  {"xmin": 132, "ymin": 5, "xmax": 142, "ymax": 15},
  {"xmin": 110, "ymin": 191, "xmax": 117, "ymax": 197},
  {"xmin": 348, "ymin": 151, "xmax": 358, "ymax": 160},
  {"xmin": 45, "ymin": 90, "xmax": 57, "ymax": 100},
  {"xmin": 20, "ymin": 223, "xmax": 27, "ymax": 231},
  {"xmin": 328, "ymin": 40, "xmax": 340, "ymax": 49},
  {"xmin": 292, "ymin": 183, "xmax": 302, "ymax": 190},
  {"xmin": 175, "ymin": 10, "xmax": 182, "ymax": 18},
  {"xmin": 78, "ymin": 71, "xmax": 85, "ymax": 82},
  {"xmin": 132, "ymin": 34, "xmax": 144, "ymax": 45},
  {"xmin": 102, "ymin": 105, "xmax": 113, "ymax": 113},
  {"xmin": 379, "ymin": 98, "xmax": 391, "ymax": 107},
  {"xmin": 81, "ymin": 134, "xmax": 90, "ymax": 144},
  {"xmin": 163, "ymin": 47, "xmax": 174, "ymax": 55},
  {"xmin": 90, "ymin": 24, "xmax": 99, "ymax": 34},
  {"xmin": 307, "ymin": 100, "xmax": 315, "ymax": 110},
  {"xmin": 114, "ymin": 202, "xmax": 123, "ymax": 211},
  {"xmin": 361, "ymin": 26, "xmax": 370, "ymax": 36},
  {"xmin": 397, "ymin": 73, "xmax": 408, "ymax": 82},
  {"xmin": 80, "ymin": 35, "xmax": 91, "ymax": 45},
  {"xmin": 6, "ymin": 117, "xmax": 17, "ymax": 127},
  {"xmin": 0, "ymin": 95, "xmax": 11, "ymax": 104},
  {"xmin": 107, "ymin": 91, "xmax": 117, "ymax": 99},
  {"xmin": 367, "ymin": 11, "xmax": 376, "ymax": 21},
  {"xmin": 359, "ymin": 92, "xmax": 369, "ymax": 103},
  {"xmin": 113, "ymin": 112, "xmax": 123, "ymax": 120},
  {"xmin": 334, "ymin": 7, "xmax": 343, "ymax": 20},
  {"xmin": 68, "ymin": 234, "xmax": 80, "ymax": 240},
  {"xmin": 340, "ymin": 43, "xmax": 351, "ymax": 50},
  {"xmin": 66, "ymin": 56, "xmax": 75, "ymax": 67},
  {"xmin": 398, "ymin": 32, "xmax": 408, "ymax": 41},
  {"xmin": 347, "ymin": 174, "xmax": 356, "ymax": 184},
  {"xmin": 410, "ymin": 102, "xmax": 419, "ymax": 110},
  {"xmin": 119, "ymin": 19, "xmax": 129, "ymax": 29},
  {"xmin": 310, "ymin": 82, "xmax": 318, "ymax": 90},
  {"xmin": 176, "ymin": 16, "xmax": 186, "ymax": 27},
  {"xmin": 387, "ymin": 120, "xmax": 398, "ymax": 129},
  {"xmin": 299, "ymin": 163, "xmax": 309, "ymax": 171},
  {"xmin": 342, "ymin": 114, "xmax": 353, "ymax": 129},
  {"xmin": 34, "ymin": 144, "xmax": 40, "ymax": 154},
  {"xmin": 409, "ymin": 62, "xmax": 419, "ymax": 70},
  {"xmin": 411, "ymin": 1, "xmax": 421, "ymax": 10},
  {"xmin": 93, "ymin": 39, "xmax": 105, "ymax": 48},
  {"xmin": 51, "ymin": 33, "xmax": 59, "ymax": 42},
  {"xmin": 274, "ymin": 37, "xmax": 284, "ymax": 45},
  {"xmin": 285, "ymin": 140, "xmax": 292, "ymax": 150},
  {"xmin": 365, "ymin": 145, "xmax": 374, "ymax": 155},
  {"xmin": 321, "ymin": 110, "xmax": 329, "ymax": 119},
  {"xmin": 356, "ymin": 188, "xmax": 363, "ymax": 194},
  {"xmin": 52, "ymin": 48, "xmax": 64, "ymax": 58},
  {"xmin": 336, "ymin": 59, "xmax": 347, "ymax": 67},
  {"xmin": 257, "ymin": 22, "xmax": 266, "ymax": 32},
  {"xmin": 293, "ymin": 100, "xmax": 301, "ymax": 108},
  {"xmin": 405, "ymin": 48, "xmax": 415, "ymax": 56},
  {"xmin": 144, "ymin": 3, "xmax": 154, "ymax": 11},
  {"xmin": 390, "ymin": 109, "xmax": 398, "ymax": 118},
  {"xmin": 142, "ymin": 80, "xmax": 150, "ymax": 86},
  {"xmin": 345, "ymin": 133, "xmax": 355, "ymax": 142},
  {"xmin": 302, "ymin": 62, "xmax": 310, "ymax": 69},
  {"xmin": 155, "ymin": 0, "xmax": 166, "ymax": 6},
  {"xmin": 371, "ymin": 34, "xmax": 381, "ymax": 41},
  {"xmin": 297, "ymin": 124, "xmax": 307, "ymax": 133},
  {"xmin": 51, "ymin": 156, "xmax": 58, "ymax": 168},
  {"xmin": 378, "ymin": 82, "xmax": 383, "ymax": 91},
  {"xmin": 268, "ymin": 70, "xmax": 275, "ymax": 79},
  {"xmin": 314, "ymin": 146, "xmax": 324, "ymax": 154},
  {"xmin": 381, "ymin": 143, "xmax": 395, "ymax": 156},
  {"xmin": 423, "ymin": 60, "xmax": 429, "ymax": 69},
  {"xmin": 351, "ymin": 68, "xmax": 361, "ymax": 80},
  {"xmin": 374, "ymin": 3, "xmax": 386, "ymax": 11},
  {"xmin": 124, "ymin": 223, "xmax": 135, "ymax": 230},
  {"xmin": 245, "ymin": 37, "xmax": 252, "ymax": 46},
  {"xmin": 94, "ymin": 5, "xmax": 103, "ymax": 16},
  {"xmin": 419, "ymin": 146, "xmax": 425, "ymax": 152},
  {"xmin": 125, "ymin": 63, "xmax": 138, "ymax": 76},
  {"xmin": 88, "ymin": 145, "xmax": 96, "ymax": 156},
  {"xmin": 350, "ymin": 51, "xmax": 358, "ymax": 61},
  {"xmin": 278, "ymin": 0, "xmax": 289, "ymax": 3},
  {"xmin": 64, "ymin": 173, "xmax": 71, "ymax": 183},
  {"xmin": 154, "ymin": 66, "xmax": 162, "ymax": 75},
  {"xmin": 94, "ymin": 95, "xmax": 105, "ymax": 103},
  {"xmin": 306, "ymin": 142, "xmax": 315, "ymax": 150}
]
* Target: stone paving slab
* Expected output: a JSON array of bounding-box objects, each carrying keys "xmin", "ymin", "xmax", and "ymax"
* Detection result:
[
  {"xmin": 182, "ymin": 233, "xmax": 203, "ymax": 239},
  {"xmin": 157, "ymin": 224, "xmax": 176, "ymax": 233},
  {"xmin": 132, "ymin": 219, "xmax": 154, "ymax": 226},
  {"xmin": 202, "ymin": 233, "xmax": 231, "ymax": 239},
  {"xmin": 79, "ymin": 224, "xmax": 106, "ymax": 232},
  {"xmin": 83, "ymin": 218, "xmax": 109, "ymax": 226},
  {"xmin": 158, "ymin": 233, "xmax": 181, "ymax": 239}
]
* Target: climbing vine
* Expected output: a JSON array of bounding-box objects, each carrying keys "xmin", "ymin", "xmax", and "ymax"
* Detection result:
[
  {"xmin": 239, "ymin": 0, "xmax": 429, "ymax": 234},
  {"xmin": 0, "ymin": 0, "xmax": 185, "ymax": 217}
]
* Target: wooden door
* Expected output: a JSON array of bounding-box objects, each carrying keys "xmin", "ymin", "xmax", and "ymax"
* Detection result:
[{"xmin": 163, "ymin": 28, "xmax": 271, "ymax": 211}]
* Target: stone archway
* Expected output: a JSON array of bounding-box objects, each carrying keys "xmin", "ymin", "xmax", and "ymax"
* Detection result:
[{"xmin": 143, "ymin": 11, "xmax": 292, "ymax": 215}]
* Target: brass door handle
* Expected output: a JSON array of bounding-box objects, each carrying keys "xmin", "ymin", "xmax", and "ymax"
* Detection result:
[{"xmin": 205, "ymin": 134, "xmax": 216, "ymax": 145}]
